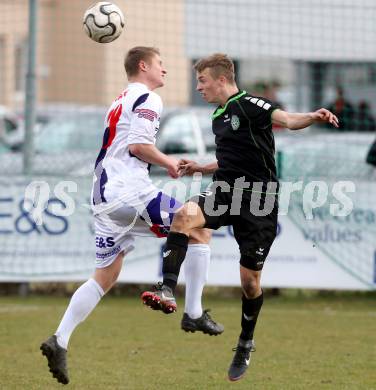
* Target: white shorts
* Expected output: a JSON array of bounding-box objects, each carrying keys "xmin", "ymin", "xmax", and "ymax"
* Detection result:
[{"xmin": 93, "ymin": 188, "xmax": 182, "ymax": 268}]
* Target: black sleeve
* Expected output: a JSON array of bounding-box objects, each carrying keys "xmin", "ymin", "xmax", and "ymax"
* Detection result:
[{"xmin": 241, "ymin": 96, "xmax": 280, "ymax": 128}]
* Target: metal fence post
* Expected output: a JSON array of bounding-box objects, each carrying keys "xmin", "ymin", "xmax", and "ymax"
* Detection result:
[
  {"xmin": 23, "ymin": 0, "xmax": 38, "ymax": 175},
  {"xmin": 20, "ymin": 0, "xmax": 38, "ymax": 295}
]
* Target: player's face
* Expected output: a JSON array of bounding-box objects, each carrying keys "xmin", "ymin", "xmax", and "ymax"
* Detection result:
[
  {"xmin": 147, "ymin": 54, "xmax": 167, "ymax": 89},
  {"xmin": 196, "ymin": 69, "xmax": 223, "ymax": 104}
]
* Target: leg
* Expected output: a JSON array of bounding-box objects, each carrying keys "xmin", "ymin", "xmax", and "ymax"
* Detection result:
[
  {"xmin": 228, "ymin": 264, "xmax": 263, "ymax": 382},
  {"xmin": 93, "ymin": 251, "xmax": 124, "ymax": 293},
  {"xmin": 239, "ymin": 266, "xmax": 263, "ymax": 341},
  {"xmin": 141, "ymin": 187, "xmax": 228, "ymax": 314},
  {"xmin": 228, "ymin": 204, "xmax": 277, "ymax": 382},
  {"xmin": 141, "ymin": 202, "xmax": 206, "ymax": 313},
  {"xmin": 56, "ymin": 252, "xmax": 124, "ymax": 349},
  {"xmin": 184, "ymin": 228, "xmax": 211, "ymax": 318},
  {"xmin": 233, "ymin": 207, "xmax": 276, "ymax": 346},
  {"xmin": 162, "ymin": 202, "xmax": 206, "ymax": 291},
  {"xmin": 40, "ymin": 252, "xmax": 124, "ymax": 385},
  {"xmin": 181, "ymin": 228, "xmax": 224, "ymax": 335}
]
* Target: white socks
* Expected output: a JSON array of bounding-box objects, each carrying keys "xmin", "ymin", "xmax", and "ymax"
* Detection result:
[
  {"xmin": 184, "ymin": 244, "xmax": 210, "ymax": 319},
  {"xmin": 53, "ymin": 246, "xmax": 210, "ymax": 349},
  {"xmin": 55, "ymin": 278, "xmax": 104, "ymax": 350}
]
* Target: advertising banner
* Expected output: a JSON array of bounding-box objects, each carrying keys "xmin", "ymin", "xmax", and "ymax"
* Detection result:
[{"xmin": 0, "ymin": 177, "xmax": 374, "ymax": 290}]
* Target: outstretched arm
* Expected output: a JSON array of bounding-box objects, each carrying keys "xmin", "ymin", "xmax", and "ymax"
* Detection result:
[{"xmin": 271, "ymin": 108, "xmax": 339, "ymax": 130}]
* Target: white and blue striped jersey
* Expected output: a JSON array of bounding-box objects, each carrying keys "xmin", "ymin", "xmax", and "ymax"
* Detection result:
[{"xmin": 92, "ymin": 82, "xmax": 162, "ymax": 206}]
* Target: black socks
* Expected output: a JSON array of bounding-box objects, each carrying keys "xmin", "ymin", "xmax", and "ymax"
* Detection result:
[
  {"xmin": 240, "ymin": 292, "xmax": 264, "ymax": 342},
  {"xmin": 162, "ymin": 231, "xmax": 189, "ymax": 292}
]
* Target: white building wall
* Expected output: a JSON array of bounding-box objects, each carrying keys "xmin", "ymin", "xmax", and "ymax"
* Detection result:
[{"xmin": 185, "ymin": 0, "xmax": 376, "ymax": 61}]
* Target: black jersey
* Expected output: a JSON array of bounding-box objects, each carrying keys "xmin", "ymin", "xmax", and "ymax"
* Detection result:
[{"xmin": 211, "ymin": 90, "xmax": 280, "ymax": 187}]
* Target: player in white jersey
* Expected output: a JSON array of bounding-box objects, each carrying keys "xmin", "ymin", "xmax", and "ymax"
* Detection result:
[{"xmin": 40, "ymin": 47, "xmax": 223, "ymax": 385}]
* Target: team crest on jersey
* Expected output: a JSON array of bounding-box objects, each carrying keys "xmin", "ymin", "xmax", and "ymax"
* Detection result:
[{"xmin": 231, "ymin": 115, "xmax": 240, "ymax": 131}]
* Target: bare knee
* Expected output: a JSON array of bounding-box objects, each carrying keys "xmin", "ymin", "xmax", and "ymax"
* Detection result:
[
  {"xmin": 241, "ymin": 279, "xmax": 260, "ymax": 298},
  {"xmin": 171, "ymin": 202, "xmax": 206, "ymax": 235},
  {"xmin": 240, "ymin": 266, "xmax": 262, "ymax": 299},
  {"xmin": 172, "ymin": 205, "xmax": 199, "ymax": 234},
  {"xmin": 189, "ymin": 228, "xmax": 212, "ymax": 244},
  {"xmin": 94, "ymin": 252, "xmax": 123, "ymax": 293},
  {"xmin": 172, "ymin": 207, "xmax": 192, "ymax": 231}
]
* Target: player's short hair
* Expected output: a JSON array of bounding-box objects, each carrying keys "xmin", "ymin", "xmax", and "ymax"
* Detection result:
[
  {"xmin": 124, "ymin": 46, "xmax": 160, "ymax": 77},
  {"xmin": 194, "ymin": 53, "xmax": 235, "ymax": 84}
]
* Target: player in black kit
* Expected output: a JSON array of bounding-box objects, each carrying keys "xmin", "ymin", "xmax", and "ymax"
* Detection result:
[{"xmin": 141, "ymin": 53, "xmax": 339, "ymax": 381}]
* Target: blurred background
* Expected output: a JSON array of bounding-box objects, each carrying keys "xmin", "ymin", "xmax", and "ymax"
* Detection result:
[{"xmin": 0, "ymin": 0, "xmax": 375, "ymax": 291}]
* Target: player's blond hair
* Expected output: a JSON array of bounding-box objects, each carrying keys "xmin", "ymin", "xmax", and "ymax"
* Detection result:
[
  {"xmin": 124, "ymin": 46, "xmax": 160, "ymax": 77},
  {"xmin": 194, "ymin": 53, "xmax": 235, "ymax": 84}
]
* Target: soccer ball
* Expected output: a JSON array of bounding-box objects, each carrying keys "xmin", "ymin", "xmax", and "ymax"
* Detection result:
[{"xmin": 83, "ymin": 2, "xmax": 125, "ymax": 43}]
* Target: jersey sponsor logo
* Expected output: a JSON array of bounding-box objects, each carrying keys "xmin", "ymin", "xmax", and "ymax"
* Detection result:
[
  {"xmin": 96, "ymin": 236, "xmax": 116, "ymax": 248},
  {"xmin": 231, "ymin": 115, "xmax": 240, "ymax": 131},
  {"xmin": 245, "ymin": 96, "xmax": 271, "ymax": 110},
  {"xmin": 163, "ymin": 250, "xmax": 171, "ymax": 258},
  {"xmin": 96, "ymin": 245, "xmax": 121, "ymax": 259},
  {"xmin": 134, "ymin": 108, "xmax": 158, "ymax": 122}
]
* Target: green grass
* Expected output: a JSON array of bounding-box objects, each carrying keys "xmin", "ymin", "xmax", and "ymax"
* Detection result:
[{"xmin": 0, "ymin": 293, "xmax": 375, "ymax": 389}]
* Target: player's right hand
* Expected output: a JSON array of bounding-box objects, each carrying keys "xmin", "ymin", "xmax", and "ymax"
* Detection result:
[
  {"xmin": 166, "ymin": 157, "xmax": 180, "ymax": 179},
  {"xmin": 312, "ymin": 108, "xmax": 339, "ymax": 128}
]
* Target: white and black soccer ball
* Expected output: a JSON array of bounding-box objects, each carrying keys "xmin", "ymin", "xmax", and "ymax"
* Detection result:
[{"xmin": 83, "ymin": 2, "xmax": 125, "ymax": 43}]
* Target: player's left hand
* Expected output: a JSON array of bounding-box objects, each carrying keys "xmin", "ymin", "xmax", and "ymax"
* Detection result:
[{"xmin": 311, "ymin": 108, "xmax": 339, "ymax": 128}]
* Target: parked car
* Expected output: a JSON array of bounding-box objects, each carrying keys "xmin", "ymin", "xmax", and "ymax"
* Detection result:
[
  {"xmin": 0, "ymin": 106, "xmax": 215, "ymax": 176},
  {"xmin": 157, "ymin": 106, "xmax": 214, "ymax": 155},
  {"xmin": 0, "ymin": 106, "xmax": 20, "ymax": 154},
  {"xmin": 7, "ymin": 104, "xmax": 106, "ymax": 152},
  {"xmin": 149, "ymin": 106, "xmax": 215, "ymax": 175},
  {"xmin": 0, "ymin": 109, "xmax": 106, "ymax": 176}
]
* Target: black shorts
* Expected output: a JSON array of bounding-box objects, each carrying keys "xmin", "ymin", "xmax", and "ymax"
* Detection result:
[{"xmin": 191, "ymin": 183, "xmax": 278, "ymax": 271}]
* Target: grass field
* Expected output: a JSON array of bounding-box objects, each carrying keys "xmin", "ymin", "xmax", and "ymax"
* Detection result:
[{"xmin": 0, "ymin": 292, "xmax": 375, "ymax": 389}]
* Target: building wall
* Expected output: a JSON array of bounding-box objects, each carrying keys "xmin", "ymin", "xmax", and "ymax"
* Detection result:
[
  {"xmin": 43, "ymin": 0, "xmax": 107, "ymax": 105},
  {"xmin": 1, "ymin": 0, "xmax": 374, "ymax": 110},
  {"xmin": 0, "ymin": 0, "xmax": 189, "ymax": 109},
  {"xmin": 104, "ymin": 0, "xmax": 189, "ymax": 106},
  {"xmin": 185, "ymin": 0, "xmax": 376, "ymax": 61},
  {"xmin": 0, "ymin": 1, "xmax": 29, "ymax": 108}
]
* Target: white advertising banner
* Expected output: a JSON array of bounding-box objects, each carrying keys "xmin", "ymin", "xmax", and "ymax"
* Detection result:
[{"xmin": 0, "ymin": 177, "xmax": 375, "ymax": 290}]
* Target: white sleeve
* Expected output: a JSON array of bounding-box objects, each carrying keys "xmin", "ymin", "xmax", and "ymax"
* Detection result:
[{"xmin": 128, "ymin": 92, "xmax": 162, "ymax": 145}]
